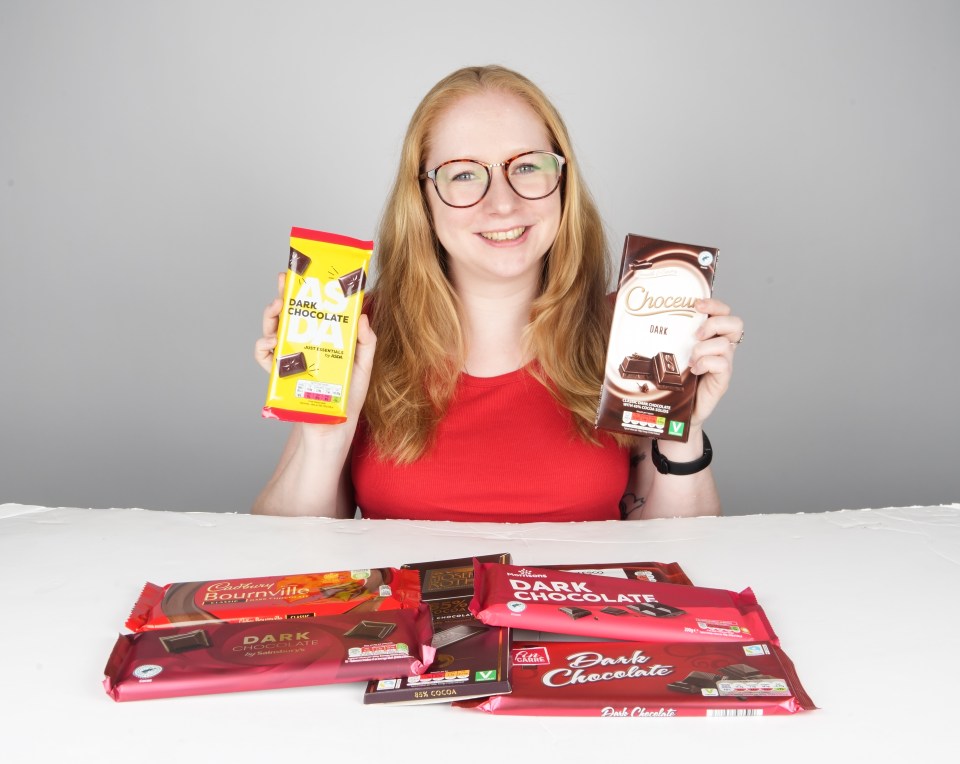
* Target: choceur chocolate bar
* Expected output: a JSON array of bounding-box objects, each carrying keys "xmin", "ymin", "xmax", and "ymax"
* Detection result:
[{"xmin": 596, "ymin": 234, "xmax": 718, "ymax": 442}]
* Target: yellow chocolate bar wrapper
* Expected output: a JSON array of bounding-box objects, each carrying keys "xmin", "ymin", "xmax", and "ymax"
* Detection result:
[{"xmin": 262, "ymin": 227, "xmax": 373, "ymax": 424}]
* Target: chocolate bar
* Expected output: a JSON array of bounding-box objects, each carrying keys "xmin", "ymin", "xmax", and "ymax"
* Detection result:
[
  {"xmin": 470, "ymin": 562, "xmax": 777, "ymax": 645},
  {"xmin": 719, "ymin": 663, "xmax": 763, "ymax": 679},
  {"xmin": 595, "ymin": 234, "xmax": 718, "ymax": 443},
  {"xmin": 618, "ymin": 354, "xmax": 654, "ymax": 380},
  {"xmin": 158, "ymin": 629, "xmax": 210, "ymax": 654},
  {"xmin": 459, "ymin": 640, "xmax": 816, "ymax": 717},
  {"xmin": 431, "ymin": 623, "xmax": 486, "ymax": 648},
  {"xmin": 626, "ymin": 601, "xmax": 686, "ymax": 618},
  {"xmin": 344, "ymin": 620, "xmax": 396, "ymax": 640},
  {"xmin": 105, "ymin": 606, "xmax": 435, "ymax": 702},
  {"xmin": 600, "ymin": 607, "xmax": 629, "ymax": 616},
  {"xmin": 125, "ymin": 568, "xmax": 421, "ymax": 633},
  {"xmin": 338, "ymin": 267, "xmax": 366, "ymax": 297},
  {"xmin": 288, "ymin": 247, "xmax": 311, "ymax": 276},
  {"xmin": 653, "ymin": 351, "xmax": 684, "ymax": 390},
  {"xmin": 277, "ymin": 351, "xmax": 307, "ymax": 377}
]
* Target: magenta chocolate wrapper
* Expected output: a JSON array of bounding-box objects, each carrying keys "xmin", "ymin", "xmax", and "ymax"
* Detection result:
[
  {"xmin": 595, "ymin": 234, "xmax": 718, "ymax": 442},
  {"xmin": 457, "ymin": 640, "xmax": 816, "ymax": 717},
  {"xmin": 104, "ymin": 604, "xmax": 435, "ymax": 701},
  {"xmin": 469, "ymin": 562, "xmax": 777, "ymax": 644}
]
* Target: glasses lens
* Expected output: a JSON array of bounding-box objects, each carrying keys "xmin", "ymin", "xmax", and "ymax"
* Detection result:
[
  {"xmin": 434, "ymin": 160, "xmax": 489, "ymax": 207},
  {"xmin": 506, "ymin": 152, "xmax": 563, "ymax": 200}
]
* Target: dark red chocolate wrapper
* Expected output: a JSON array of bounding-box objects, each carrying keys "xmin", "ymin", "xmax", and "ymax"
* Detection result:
[
  {"xmin": 470, "ymin": 562, "xmax": 777, "ymax": 644},
  {"xmin": 104, "ymin": 604, "xmax": 435, "ymax": 701},
  {"xmin": 458, "ymin": 640, "xmax": 816, "ymax": 717}
]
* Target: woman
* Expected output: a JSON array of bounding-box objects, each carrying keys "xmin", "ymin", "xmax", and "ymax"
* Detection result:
[{"xmin": 253, "ymin": 65, "xmax": 743, "ymax": 521}]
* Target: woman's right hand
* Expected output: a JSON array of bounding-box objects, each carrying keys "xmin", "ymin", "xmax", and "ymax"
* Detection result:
[{"xmin": 254, "ymin": 272, "xmax": 378, "ymax": 424}]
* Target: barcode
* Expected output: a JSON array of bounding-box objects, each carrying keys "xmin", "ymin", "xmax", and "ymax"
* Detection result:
[{"xmin": 706, "ymin": 709, "xmax": 764, "ymax": 717}]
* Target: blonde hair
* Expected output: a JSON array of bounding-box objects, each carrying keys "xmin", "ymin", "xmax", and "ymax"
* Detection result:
[{"xmin": 365, "ymin": 65, "xmax": 614, "ymax": 462}]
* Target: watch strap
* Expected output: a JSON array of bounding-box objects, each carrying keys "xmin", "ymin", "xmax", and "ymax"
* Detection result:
[{"xmin": 651, "ymin": 431, "xmax": 713, "ymax": 476}]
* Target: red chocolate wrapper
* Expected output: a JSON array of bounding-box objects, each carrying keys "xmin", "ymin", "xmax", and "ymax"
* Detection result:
[
  {"xmin": 126, "ymin": 567, "xmax": 420, "ymax": 632},
  {"xmin": 458, "ymin": 640, "xmax": 815, "ymax": 717},
  {"xmin": 104, "ymin": 604, "xmax": 436, "ymax": 701},
  {"xmin": 470, "ymin": 562, "xmax": 777, "ymax": 644}
]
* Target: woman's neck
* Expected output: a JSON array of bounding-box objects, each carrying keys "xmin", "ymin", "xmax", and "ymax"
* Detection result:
[{"xmin": 455, "ymin": 279, "xmax": 537, "ymax": 378}]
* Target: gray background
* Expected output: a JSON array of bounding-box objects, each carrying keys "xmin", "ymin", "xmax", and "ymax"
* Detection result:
[{"xmin": 2, "ymin": 0, "xmax": 958, "ymax": 516}]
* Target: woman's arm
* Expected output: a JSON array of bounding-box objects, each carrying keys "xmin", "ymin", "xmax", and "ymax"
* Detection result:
[{"xmin": 251, "ymin": 274, "xmax": 377, "ymax": 517}]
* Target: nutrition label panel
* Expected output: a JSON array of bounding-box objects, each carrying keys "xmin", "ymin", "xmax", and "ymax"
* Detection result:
[{"xmin": 295, "ymin": 380, "xmax": 342, "ymax": 403}]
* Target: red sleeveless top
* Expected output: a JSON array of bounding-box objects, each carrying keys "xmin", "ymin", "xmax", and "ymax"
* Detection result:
[{"xmin": 351, "ymin": 366, "xmax": 629, "ymax": 522}]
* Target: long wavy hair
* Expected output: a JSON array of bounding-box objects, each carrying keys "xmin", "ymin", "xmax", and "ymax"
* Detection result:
[{"xmin": 364, "ymin": 65, "xmax": 614, "ymax": 462}]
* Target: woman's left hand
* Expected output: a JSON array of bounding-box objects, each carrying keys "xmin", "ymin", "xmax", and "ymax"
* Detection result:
[{"xmin": 688, "ymin": 298, "xmax": 743, "ymax": 427}]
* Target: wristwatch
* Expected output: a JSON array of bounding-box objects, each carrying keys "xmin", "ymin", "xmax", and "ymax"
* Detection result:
[{"xmin": 651, "ymin": 431, "xmax": 713, "ymax": 475}]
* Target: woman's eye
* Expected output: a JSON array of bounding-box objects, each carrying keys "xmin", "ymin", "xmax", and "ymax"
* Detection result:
[
  {"xmin": 511, "ymin": 162, "xmax": 540, "ymax": 175},
  {"xmin": 451, "ymin": 170, "xmax": 478, "ymax": 182}
]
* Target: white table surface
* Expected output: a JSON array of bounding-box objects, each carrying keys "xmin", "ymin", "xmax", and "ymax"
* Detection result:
[{"xmin": 2, "ymin": 502, "xmax": 958, "ymax": 763}]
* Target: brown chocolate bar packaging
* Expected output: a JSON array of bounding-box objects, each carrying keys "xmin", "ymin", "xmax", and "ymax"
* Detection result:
[
  {"xmin": 363, "ymin": 553, "xmax": 512, "ymax": 705},
  {"xmin": 596, "ymin": 234, "xmax": 718, "ymax": 442}
]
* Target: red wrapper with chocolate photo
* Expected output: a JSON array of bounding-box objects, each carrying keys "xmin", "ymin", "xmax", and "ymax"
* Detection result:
[
  {"xmin": 458, "ymin": 640, "xmax": 816, "ymax": 717},
  {"xmin": 104, "ymin": 604, "xmax": 435, "ymax": 701},
  {"xmin": 126, "ymin": 567, "xmax": 420, "ymax": 632},
  {"xmin": 469, "ymin": 562, "xmax": 777, "ymax": 644}
]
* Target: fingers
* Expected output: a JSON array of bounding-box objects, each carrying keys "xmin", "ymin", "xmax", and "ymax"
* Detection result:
[
  {"xmin": 255, "ymin": 275, "xmax": 287, "ymax": 374},
  {"xmin": 254, "ymin": 336, "xmax": 278, "ymax": 373},
  {"xmin": 688, "ymin": 343, "xmax": 732, "ymax": 377},
  {"xmin": 345, "ymin": 314, "xmax": 377, "ymax": 421},
  {"xmin": 695, "ymin": 301, "xmax": 744, "ymax": 347}
]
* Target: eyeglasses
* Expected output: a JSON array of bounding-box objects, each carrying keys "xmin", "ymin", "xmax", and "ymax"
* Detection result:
[{"xmin": 419, "ymin": 150, "xmax": 566, "ymax": 208}]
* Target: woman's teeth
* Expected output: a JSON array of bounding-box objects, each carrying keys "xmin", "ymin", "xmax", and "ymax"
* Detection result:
[{"xmin": 480, "ymin": 226, "xmax": 526, "ymax": 242}]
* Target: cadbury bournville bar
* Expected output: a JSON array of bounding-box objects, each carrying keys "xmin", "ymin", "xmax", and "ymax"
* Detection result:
[
  {"xmin": 456, "ymin": 640, "xmax": 816, "ymax": 717},
  {"xmin": 125, "ymin": 568, "xmax": 420, "ymax": 632},
  {"xmin": 596, "ymin": 234, "xmax": 718, "ymax": 442},
  {"xmin": 105, "ymin": 605, "xmax": 435, "ymax": 702},
  {"xmin": 364, "ymin": 553, "xmax": 511, "ymax": 705},
  {"xmin": 470, "ymin": 562, "xmax": 777, "ymax": 645}
]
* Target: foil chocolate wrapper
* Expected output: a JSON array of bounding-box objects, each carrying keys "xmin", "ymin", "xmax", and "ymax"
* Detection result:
[
  {"xmin": 458, "ymin": 640, "xmax": 816, "ymax": 717},
  {"xmin": 104, "ymin": 605, "xmax": 435, "ymax": 701},
  {"xmin": 469, "ymin": 561, "xmax": 777, "ymax": 644},
  {"xmin": 126, "ymin": 567, "xmax": 420, "ymax": 632}
]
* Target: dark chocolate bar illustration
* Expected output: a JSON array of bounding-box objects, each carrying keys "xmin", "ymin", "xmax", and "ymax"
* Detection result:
[
  {"xmin": 599, "ymin": 607, "xmax": 629, "ymax": 616},
  {"xmin": 559, "ymin": 606, "xmax": 592, "ymax": 620},
  {"xmin": 718, "ymin": 663, "xmax": 762, "ymax": 679},
  {"xmin": 277, "ymin": 351, "xmax": 308, "ymax": 377},
  {"xmin": 431, "ymin": 623, "xmax": 487, "ymax": 649},
  {"xmin": 158, "ymin": 629, "xmax": 211, "ymax": 654},
  {"xmin": 667, "ymin": 670, "xmax": 721, "ymax": 694},
  {"xmin": 289, "ymin": 247, "xmax": 311, "ymax": 276},
  {"xmin": 338, "ymin": 267, "xmax": 366, "ymax": 297},
  {"xmin": 619, "ymin": 353, "xmax": 654, "ymax": 380},
  {"xmin": 625, "ymin": 601, "xmax": 686, "ymax": 618},
  {"xmin": 653, "ymin": 351, "xmax": 684, "ymax": 390},
  {"xmin": 344, "ymin": 620, "xmax": 396, "ymax": 640}
]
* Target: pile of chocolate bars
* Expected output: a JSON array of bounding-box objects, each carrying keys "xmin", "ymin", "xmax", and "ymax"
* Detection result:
[{"xmin": 104, "ymin": 556, "xmax": 816, "ymax": 717}]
